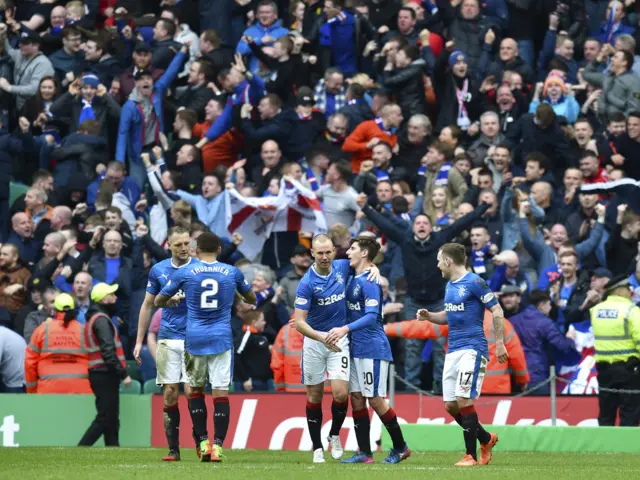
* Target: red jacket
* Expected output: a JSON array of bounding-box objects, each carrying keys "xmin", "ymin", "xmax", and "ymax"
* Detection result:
[{"xmin": 342, "ymin": 120, "xmax": 398, "ymax": 173}]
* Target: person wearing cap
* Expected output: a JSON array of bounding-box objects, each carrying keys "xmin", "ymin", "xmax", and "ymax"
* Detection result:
[
  {"xmin": 49, "ymin": 73, "xmax": 121, "ymax": 143},
  {"xmin": 288, "ymin": 87, "xmax": 326, "ymax": 161},
  {"xmin": 528, "ymin": 71, "xmax": 580, "ymax": 125},
  {"xmin": 0, "ymin": 26, "xmax": 55, "ymax": 110},
  {"xmin": 22, "ymin": 285, "xmax": 59, "ymax": 343},
  {"xmin": 278, "ymin": 245, "xmax": 313, "ymax": 315},
  {"xmin": 78, "ymin": 283, "xmax": 131, "ymax": 447},
  {"xmin": 590, "ymin": 275, "xmax": 640, "ymax": 426},
  {"xmin": 116, "ymin": 41, "xmax": 190, "ymax": 189},
  {"xmin": 433, "ymin": 46, "xmax": 482, "ymax": 132},
  {"xmin": 508, "ymin": 290, "xmax": 576, "ymax": 394},
  {"xmin": 113, "ymin": 42, "xmax": 165, "ymax": 105},
  {"xmin": 24, "ymin": 293, "xmax": 92, "ymax": 394}
]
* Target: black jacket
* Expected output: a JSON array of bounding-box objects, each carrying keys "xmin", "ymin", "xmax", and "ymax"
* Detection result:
[
  {"xmin": 241, "ymin": 109, "xmax": 298, "ymax": 161},
  {"xmin": 382, "ymin": 59, "xmax": 428, "ymax": 121},
  {"xmin": 49, "ymin": 92, "xmax": 121, "ymax": 143},
  {"xmin": 434, "ymin": 54, "xmax": 483, "ymax": 131},
  {"xmin": 232, "ymin": 316, "xmax": 276, "ymax": 382},
  {"xmin": 505, "ymin": 114, "xmax": 570, "ymax": 173},
  {"xmin": 362, "ymin": 202, "xmax": 489, "ymax": 303},
  {"xmin": 86, "ymin": 304, "xmax": 128, "ymax": 379},
  {"xmin": 85, "ymin": 56, "xmax": 123, "ymax": 88},
  {"xmin": 248, "ymin": 43, "xmax": 297, "ymax": 105},
  {"xmin": 549, "ymin": 269, "xmax": 590, "ymax": 331},
  {"xmin": 485, "ymin": 56, "xmax": 535, "ymax": 86},
  {"xmin": 202, "ymin": 45, "xmax": 234, "ymax": 81},
  {"xmin": 50, "ymin": 133, "xmax": 109, "ymax": 181},
  {"xmin": 151, "ymin": 39, "xmax": 183, "ymax": 70},
  {"xmin": 173, "ymin": 84, "xmax": 215, "ymax": 123}
]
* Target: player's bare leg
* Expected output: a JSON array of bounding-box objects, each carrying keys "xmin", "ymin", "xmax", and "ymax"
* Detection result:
[
  {"xmin": 305, "ymin": 383, "xmax": 325, "ymax": 463},
  {"xmin": 328, "ymin": 379, "xmax": 349, "ymax": 459},
  {"xmin": 369, "ymin": 397, "xmax": 410, "ymax": 464},
  {"xmin": 162, "ymin": 383, "xmax": 181, "ymax": 461},
  {"xmin": 446, "ymin": 399, "xmax": 495, "ymax": 466},
  {"xmin": 342, "ymin": 392, "xmax": 374, "ymax": 463},
  {"xmin": 209, "ymin": 388, "xmax": 230, "ymax": 462}
]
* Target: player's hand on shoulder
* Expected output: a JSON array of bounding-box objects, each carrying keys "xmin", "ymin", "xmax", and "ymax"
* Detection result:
[
  {"xmin": 417, "ymin": 308, "xmax": 430, "ymax": 321},
  {"xmin": 365, "ymin": 264, "xmax": 381, "ymax": 283}
]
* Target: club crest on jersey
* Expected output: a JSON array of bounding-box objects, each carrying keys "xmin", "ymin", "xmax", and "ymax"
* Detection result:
[
  {"xmin": 335, "ymin": 273, "xmax": 344, "ymax": 284},
  {"xmin": 353, "ymin": 284, "xmax": 361, "ymax": 297},
  {"xmin": 457, "ymin": 286, "xmax": 467, "ymax": 297}
]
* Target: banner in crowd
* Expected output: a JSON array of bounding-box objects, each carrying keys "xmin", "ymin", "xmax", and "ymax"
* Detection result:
[
  {"xmin": 150, "ymin": 394, "xmax": 600, "ymax": 450},
  {"xmin": 0, "ymin": 395, "xmax": 151, "ymax": 447},
  {"xmin": 225, "ymin": 178, "xmax": 326, "ymax": 260}
]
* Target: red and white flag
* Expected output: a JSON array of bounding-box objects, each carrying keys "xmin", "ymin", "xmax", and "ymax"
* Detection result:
[
  {"xmin": 272, "ymin": 177, "xmax": 327, "ymax": 235},
  {"xmin": 225, "ymin": 178, "xmax": 327, "ymax": 260},
  {"xmin": 225, "ymin": 189, "xmax": 281, "ymax": 260}
]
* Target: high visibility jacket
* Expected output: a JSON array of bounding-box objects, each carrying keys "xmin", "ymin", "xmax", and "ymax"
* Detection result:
[
  {"xmin": 84, "ymin": 313, "xmax": 126, "ymax": 371},
  {"xmin": 385, "ymin": 310, "xmax": 530, "ymax": 394},
  {"xmin": 24, "ymin": 318, "xmax": 91, "ymax": 394},
  {"xmin": 591, "ymin": 295, "xmax": 640, "ymax": 364},
  {"xmin": 271, "ymin": 324, "xmax": 331, "ymax": 393}
]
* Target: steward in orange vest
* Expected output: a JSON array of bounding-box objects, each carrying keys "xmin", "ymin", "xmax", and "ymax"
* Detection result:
[
  {"xmin": 78, "ymin": 283, "xmax": 131, "ymax": 447},
  {"xmin": 385, "ymin": 310, "xmax": 530, "ymax": 394},
  {"xmin": 272, "ymin": 317, "xmax": 330, "ymax": 392},
  {"xmin": 24, "ymin": 293, "xmax": 91, "ymax": 394}
]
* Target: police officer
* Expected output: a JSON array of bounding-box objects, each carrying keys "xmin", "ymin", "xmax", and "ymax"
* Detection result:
[
  {"xmin": 591, "ymin": 275, "xmax": 640, "ymax": 426},
  {"xmin": 78, "ymin": 283, "xmax": 131, "ymax": 446}
]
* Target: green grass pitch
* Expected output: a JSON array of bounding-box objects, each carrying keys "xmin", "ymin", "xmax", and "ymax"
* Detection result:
[{"xmin": 1, "ymin": 448, "xmax": 639, "ymax": 479}]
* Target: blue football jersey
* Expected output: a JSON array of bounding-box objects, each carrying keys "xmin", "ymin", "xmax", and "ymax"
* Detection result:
[
  {"xmin": 146, "ymin": 258, "xmax": 194, "ymax": 340},
  {"xmin": 294, "ymin": 259, "xmax": 350, "ymax": 332},
  {"xmin": 160, "ymin": 259, "xmax": 252, "ymax": 355},
  {"xmin": 444, "ymin": 272, "xmax": 498, "ymax": 358},
  {"xmin": 346, "ymin": 273, "xmax": 392, "ymax": 361}
]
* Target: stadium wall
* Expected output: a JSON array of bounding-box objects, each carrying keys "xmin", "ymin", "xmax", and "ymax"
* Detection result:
[{"xmin": 0, "ymin": 393, "xmax": 603, "ymax": 449}]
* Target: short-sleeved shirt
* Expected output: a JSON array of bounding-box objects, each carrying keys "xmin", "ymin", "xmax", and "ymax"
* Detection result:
[
  {"xmin": 317, "ymin": 185, "xmax": 360, "ymax": 228},
  {"xmin": 295, "ymin": 260, "xmax": 351, "ymax": 332},
  {"xmin": 146, "ymin": 257, "xmax": 193, "ymax": 341},
  {"xmin": 160, "ymin": 259, "xmax": 251, "ymax": 355},
  {"xmin": 445, "ymin": 272, "xmax": 498, "ymax": 359},
  {"xmin": 346, "ymin": 272, "xmax": 392, "ymax": 361}
]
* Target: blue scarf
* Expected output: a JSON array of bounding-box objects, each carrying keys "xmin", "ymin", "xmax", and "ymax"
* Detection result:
[
  {"xmin": 256, "ymin": 287, "xmax": 275, "ymax": 307},
  {"xmin": 374, "ymin": 168, "xmax": 390, "ymax": 182},
  {"xmin": 417, "ymin": 163, "xmax": 451, "ymax": 186},
  {"xmin": 472, "ymin": 243, "xmax": 491, "ymax": 275},
  {"xmin": 78, "ymin": 98, "xmax": 96, "ymax": 125},
  {"xmin": 375, "ymin": 117, "xmax": 396, "ymax": 136},
  {"xmin": 306, "ymin": 167, "xmax": 325, "ymax": 191}
]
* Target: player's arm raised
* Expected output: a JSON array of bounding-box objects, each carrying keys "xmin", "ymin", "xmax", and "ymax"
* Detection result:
[
  {"xmin": 417, "ymin": 308, "xmax": 448, "ymax": 324},
  {"xmin": 490, "ymin": 303, "xmax": 509, "ymax": 363}
]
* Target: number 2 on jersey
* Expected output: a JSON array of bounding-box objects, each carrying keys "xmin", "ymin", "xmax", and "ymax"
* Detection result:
[{"xmin": 200, "ymin": 279, "xmax": 219, "ymax": 308}]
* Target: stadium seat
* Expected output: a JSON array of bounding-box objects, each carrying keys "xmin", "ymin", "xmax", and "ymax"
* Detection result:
[
  {"xmin": 120, "ymin": 379, "xmax": 142, "ymax": 394},
  {"xmin": 143, "ymin": 379, "xmax": 162, "ymax": 394},
  {"xmin": 126, "ymin": 360, "xmax": 142, "ymax": 382}
]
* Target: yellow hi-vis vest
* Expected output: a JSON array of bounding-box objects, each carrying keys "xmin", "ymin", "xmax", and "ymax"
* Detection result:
[{"xmin": 591, "ymin": 295, "xmax": 640, "ymax": 364}]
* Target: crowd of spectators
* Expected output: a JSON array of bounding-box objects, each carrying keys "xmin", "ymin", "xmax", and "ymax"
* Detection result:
[{"xmin": 1, "ymin": 0, "xmax": 640, "ymax": 396}]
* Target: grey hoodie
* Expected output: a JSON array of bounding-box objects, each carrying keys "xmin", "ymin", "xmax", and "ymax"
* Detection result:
[{"xmin": 4, "ymin": 40, "xmax": 55, "ymax": 110}]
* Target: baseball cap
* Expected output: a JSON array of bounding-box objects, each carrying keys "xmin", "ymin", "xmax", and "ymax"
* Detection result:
[
  {"xmin": 134, "ymin": 68, "xmax": 153, "ymax": 81},
  {"xmin": 292, "ymin": 244, "xmax": 311, "ymax": 257},
  {"xmin": 593, "ymin": 267, "xmax": 613, "ymax": 279},
  {"xmin": 134, "ymin": 41, "xmax": 151, "ymax": 53},
  {"xmin": 20, "ymin": 31, "xmax": 42, "ymax": 46},
  {"xmin": 28, "ymin": 277, "xmax": 51, "ymax": 293},
  {"xmin": 54, "ymin": 293, "xmax": 76, "ymax": 312},
  {"xmin": 498, "ymin": 284, "xmax": 521, "ymax": 296},
  {"xmin": 296, "ymin": 89, "xmax": 314, "ymax": 107},
  {"xmin": 91, "ymin": 283, "xmax": 119, "ymax": 303},
  {"xmin": 604, "ymin": 275, "xmax": 630, "ymax": 294}
]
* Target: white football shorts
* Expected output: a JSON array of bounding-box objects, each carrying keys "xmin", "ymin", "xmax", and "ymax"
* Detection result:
[
  {"xmin": 302, "ymin": 336, "xmax": 350, "ymax": 385},
  {"xmin": 155, "ymin": 339, "xmax": 189, "ymax": 385},
  {"xmin": 349, "ymin": 358, "xmax": 389, "ymax": 398},
  {"xmin": 184, "ymin": 348, "xmax": 232, "ymax": 390},
  {"xmin": 442, "ymin": 349, "xmax": 488, "ymax": 402}
]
